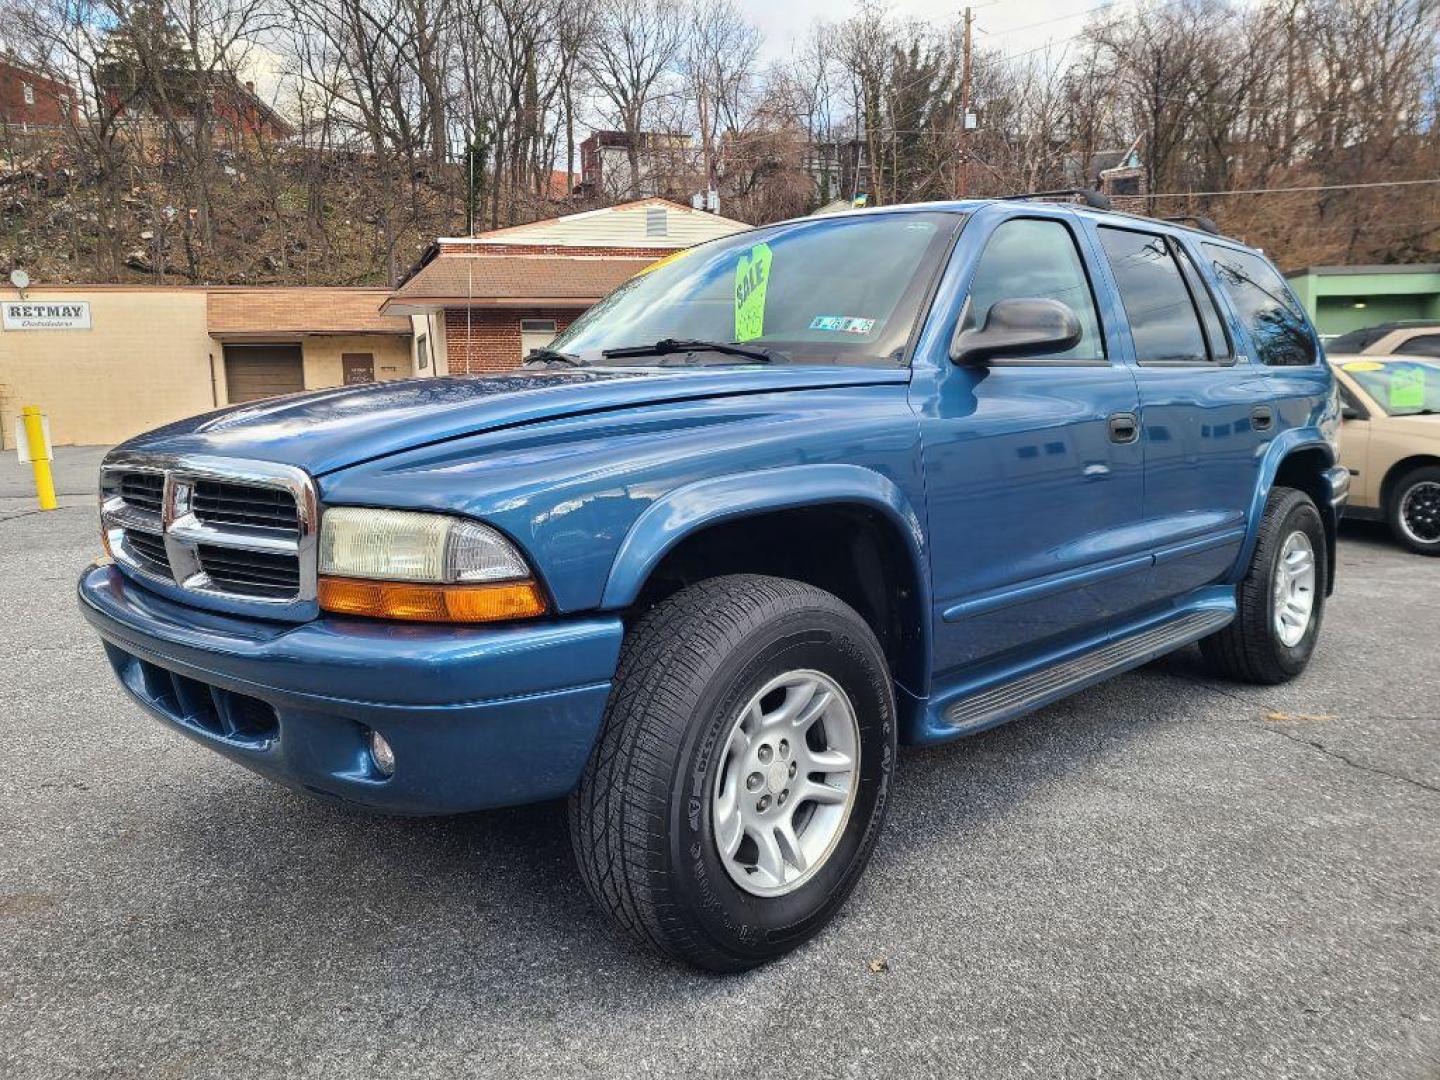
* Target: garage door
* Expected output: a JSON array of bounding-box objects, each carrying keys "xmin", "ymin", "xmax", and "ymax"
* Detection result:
[{"xmin": 224, "ymin": 345, "xmax": 305, "ymax": 403}]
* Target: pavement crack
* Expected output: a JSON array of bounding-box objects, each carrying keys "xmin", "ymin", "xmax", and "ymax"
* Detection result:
[{"xmin": 1268, "ymin": 726, "xmax": 1440, "ymax": 798}]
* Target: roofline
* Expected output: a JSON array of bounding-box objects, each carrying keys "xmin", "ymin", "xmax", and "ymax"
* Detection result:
[
  {"xmin": 459, "ymin": 198, "xmax": 750, "ymax": 241},
  {"xmin": 1285, "ymin": 264, "xmax": 1440, "ymax": 278},
  {"xmin": 380, "ymin": 296, "xmax": 602, "ymax": 313},
  {"xmin": 209, "ymin": 329, "xmax": 411, "ymax": 340}
]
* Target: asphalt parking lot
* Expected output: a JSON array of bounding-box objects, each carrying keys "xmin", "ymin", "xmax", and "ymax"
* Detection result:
[{"xmin": 3, "ymin": 449, "xmax": 1438, "ymax": 1079}]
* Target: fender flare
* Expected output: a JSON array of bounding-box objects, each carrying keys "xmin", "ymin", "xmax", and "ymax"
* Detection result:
[
  {"xmin": 598, "ymin": 463, "xmax": 929, "ymax": 612},
  {"xmin": 1235, "ymin": 427, "xmax": 1338, "ymax": 586}
]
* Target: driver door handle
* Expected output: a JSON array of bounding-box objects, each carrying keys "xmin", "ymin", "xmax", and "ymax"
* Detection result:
[{"xmin": 1108, "ymin": 412, "xmax": 1139, "ymax": 444}]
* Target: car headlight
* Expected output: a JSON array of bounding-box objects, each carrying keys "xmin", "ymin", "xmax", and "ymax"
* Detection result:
[{"xmin": 317, "ymin": 508, "xmax": 545, "ymax": 623}]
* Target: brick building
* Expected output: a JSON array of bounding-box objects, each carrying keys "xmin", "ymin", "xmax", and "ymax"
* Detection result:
[
  {"xmin": 99, "ymin": 70, "xmax": 295, "ymax": 146},
  {"xmin": 0, "ymin": 56, "xmax": 77, "ymax": 129},
  {"xmin": 2, "ymin": 286, "xmax": 415, "ymax": 447},
  {"xmin": 385, "ymin": 198, "xmax": 749, "ymax": 374}
]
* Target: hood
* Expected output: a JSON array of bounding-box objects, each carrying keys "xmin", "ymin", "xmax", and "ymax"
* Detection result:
[{"xmin": 118, "ymin": 366, "xmax": 910, "ymax": 476}]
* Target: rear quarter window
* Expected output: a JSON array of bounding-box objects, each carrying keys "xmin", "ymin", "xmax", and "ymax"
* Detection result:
[{"xmin": 1203, "ymin": 244, "xmax": 1316, "ymax": 366}]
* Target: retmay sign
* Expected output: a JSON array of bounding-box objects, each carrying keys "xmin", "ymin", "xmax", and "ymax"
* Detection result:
[{"xmin": 3, "ymin": 301, "xmax": 92, "ymax": 331}]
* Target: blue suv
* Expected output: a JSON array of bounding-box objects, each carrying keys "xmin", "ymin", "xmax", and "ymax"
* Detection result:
[{"xmin": 79, "ymin": 199, "xmax": 1348, "ymax": 970}]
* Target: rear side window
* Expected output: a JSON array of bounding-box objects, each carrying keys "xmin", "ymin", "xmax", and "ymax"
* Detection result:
[
  {"xmin": 962, "ymin": 217, "xmax": 1105, "ymax": 361},
  {"xmin": 1393, "ymin": 333, "xmax": 1440, "ymax": 358},
  {"xmin": 1173, "ymin": 243, "xmax": 1231, "ymax": 361},
  {"xmin": 1098, "ymin": 227, "xmax": 1211, "ymax": 364},
  {"xmin": 1204, "ymin": 244, "xmax": 1316, "ymax": 366}
]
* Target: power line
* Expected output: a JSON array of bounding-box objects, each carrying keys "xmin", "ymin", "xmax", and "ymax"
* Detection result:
[{"xmin": 1141, "ymin": 177, "xmax": 1440, "ymax": 199}]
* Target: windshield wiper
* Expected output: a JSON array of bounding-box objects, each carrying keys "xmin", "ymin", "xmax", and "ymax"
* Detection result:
[
  {"xmin": 602, "ymin": 338, "xmax": 775, "ymax": 364},
  {"xmin": 521, "ymin": 347, "xmax": 586, "ymax": 368}
]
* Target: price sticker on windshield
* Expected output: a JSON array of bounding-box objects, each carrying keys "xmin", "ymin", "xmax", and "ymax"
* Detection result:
[
  {"xmin": 734, "ymin": 243, "xmax": 773, "ymax": 342},
  {"xmin": 1390, "ymin": 366, "xmax": 1426, "ymax": 409}
]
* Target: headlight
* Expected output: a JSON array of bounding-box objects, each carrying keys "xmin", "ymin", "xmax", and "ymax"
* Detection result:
[{"xmin": 317, "ymin": 508, "xmax": 545, "ymax": 623}]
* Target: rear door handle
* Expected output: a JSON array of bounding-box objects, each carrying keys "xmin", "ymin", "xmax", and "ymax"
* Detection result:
[
  {"xmin": 1108, "ymin": 412, "xmax": 1139, "ymax": 444},
  {"xmin": 1251, "ymin": 406, "xmax": 1274, "ymax": 431}
]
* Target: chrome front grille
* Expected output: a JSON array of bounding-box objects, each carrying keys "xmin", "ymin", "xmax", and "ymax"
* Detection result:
[
  {"xmin": 193, "ymin": 479, "xmax": 301, "ymax": 532},
  {"xmin": 122, "ymin": 528, "xmax": 171, "ymax": 577},
  {"xmin": 196, "ymin": 544, "xmax": 302, "ymax": 598},
  {"xmin": 118, "ymin": 473, "xmax": 165, "ymax": 515},
  {"xmin": 100, "ymin": 453, "xmax": 319, "ymax": 619}
]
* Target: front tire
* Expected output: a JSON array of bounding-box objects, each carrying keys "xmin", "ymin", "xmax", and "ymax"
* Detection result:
[
  {"xmin": 569, "ymin": 574, "xmax": 896, "ymax": 971},
  {"xmin": 1388, "ymin": 465, "xmax": 1440, "ymax": 556},
  {"xmin": 1201, "ymin": 486, "xmax": 1327, "ymax": 685}
]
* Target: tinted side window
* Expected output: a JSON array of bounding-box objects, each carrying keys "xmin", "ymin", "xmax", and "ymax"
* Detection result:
[
  {"xmin": 963, "ymin": 218, "xmax": 1104, "ymax": 361},
  {"xmin": 1393, "ymin": 334, "xmax": 1440, "ymax": 358},
  {"xmin": 1098, "ymin": 227, "xmax": 1208, "ymax": 363},
  {"xmin": 1174, "ymin": 243, "xmax": 1231, "ymax": 361},
  {"xmin": 1204, "ymin": 244, "xmax": 1316, "ymax": 366}
]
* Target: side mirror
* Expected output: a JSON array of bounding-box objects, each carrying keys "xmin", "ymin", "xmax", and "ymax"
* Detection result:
[
  {"xmin": 950, "ymin": 297, "xmax": 1083, "ymax": 366},
  {"xmin": 1341, "ymin": 406, "xmax": 1363, "ymax": 422}
]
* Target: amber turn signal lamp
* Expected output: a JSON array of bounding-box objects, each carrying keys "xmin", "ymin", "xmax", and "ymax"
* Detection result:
[{"xmin": 318, "ymin": 577, "xmax": 547, "ymax": 623}]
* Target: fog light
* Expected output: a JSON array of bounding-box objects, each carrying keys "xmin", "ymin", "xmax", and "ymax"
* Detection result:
[{"xmin": 369, "ymin": 729, "xmax": 395, "ymax": 777}]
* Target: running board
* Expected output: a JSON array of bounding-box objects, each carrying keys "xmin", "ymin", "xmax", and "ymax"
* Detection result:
[{"xmin": 941, "ymin": 607, "xmax": 1233, "ymax": 734}]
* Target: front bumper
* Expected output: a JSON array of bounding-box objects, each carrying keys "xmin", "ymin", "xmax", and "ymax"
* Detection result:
[{"xmin": 78, "ymin": 563, "xmax": 623, "ymax": 814}]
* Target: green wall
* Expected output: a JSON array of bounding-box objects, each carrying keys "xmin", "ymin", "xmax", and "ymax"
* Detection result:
[{"xmin": 1286, "ymin": 267, "xmax": 1440, "ymax": 336}]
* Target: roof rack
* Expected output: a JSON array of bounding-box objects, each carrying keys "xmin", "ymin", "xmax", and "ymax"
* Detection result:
[
  {"xmin": 1000, "ymin": 188, "xmax": 1113, "ymax": 210},
  {"xmin": 1162, "ymin": 214, "xmax": 1220, "ymax": 235}
]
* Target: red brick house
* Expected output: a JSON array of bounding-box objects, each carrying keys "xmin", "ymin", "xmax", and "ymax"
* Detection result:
[
  {"xmin": 100, "ymin": 70, "xmax": 295, "ymax": 145},
  {"xmin": 0, "ymin": 57, "xmax": 76, "ymax": 128},
  {"xmin": 384, "ymin": 199, "xmax": 749, "ymax": 375}
]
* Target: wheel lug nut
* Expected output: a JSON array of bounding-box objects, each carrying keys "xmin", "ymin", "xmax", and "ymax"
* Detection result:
[
  {"xmin": 757, "ymin": 795, "xmax": 771, "ymax": 811},
  {"xmin": 778, "ymin": 739, "xmax": 789, "ymax": 759},
  {"xmin": 788, "ymin": 762, "xmax": 797, "ymax": 778},
  {"xmin": 746, "ymin": 772, "xmax": 763, "ymax": 791},
  {"xmin": 777, "ymin": 790, "xmax": 788, "ymax": 806},
  {"xmin": 758, "ymin": 745, "xmax": 773, "ymax": 763}
]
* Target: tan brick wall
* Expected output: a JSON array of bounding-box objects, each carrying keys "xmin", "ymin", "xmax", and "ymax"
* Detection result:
[
  {"xmin": 443, "ymin": 307, "xmax": 579, "ymax": 374},
  {"xmin": 1, "ymin": 288, "xmax": 216, "ymax": 448},
  {"xmin": 300, "ymin": 334, "xmax": 415, "ymax": 389}
]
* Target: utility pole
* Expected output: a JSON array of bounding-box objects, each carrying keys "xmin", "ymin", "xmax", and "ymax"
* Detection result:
[{"xmin": 957, "ymin": 5, "xmax": 973, "ymax": 198}]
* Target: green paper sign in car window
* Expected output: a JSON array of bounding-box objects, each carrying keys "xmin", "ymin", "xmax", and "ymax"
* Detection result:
[
  {"xmin": 1390, "ymin": 366, "xmax": 1426, "ymax": 410},
  {"xmin": 734, "ymin": 243, "xmax": 773, "ymax": 342}
]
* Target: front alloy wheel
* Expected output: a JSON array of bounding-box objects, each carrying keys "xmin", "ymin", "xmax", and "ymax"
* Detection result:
[
  {"xmin": 570, "ymin": 574, "xmax": 895, "ymax": 971},
  {"xmin": 1392, "ymin": 467, "xmax": 1440, "ymax": 555},
  {"xmin": 713, "ymin": 670, "xmax": 860, "ymax": 897}
]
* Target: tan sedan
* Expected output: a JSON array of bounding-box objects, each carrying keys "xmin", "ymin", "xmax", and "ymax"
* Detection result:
[{"xmin": 1330, "ymin": 355, "xmax": 1440, "ymax": 554}]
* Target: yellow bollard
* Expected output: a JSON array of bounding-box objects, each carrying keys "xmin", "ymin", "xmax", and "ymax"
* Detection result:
[{"xmin": 20, "ymin": 406, "xmax": 58, "ymax": 511}]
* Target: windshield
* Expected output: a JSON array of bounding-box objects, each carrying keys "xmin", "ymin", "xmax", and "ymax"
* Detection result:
[
  {"xmin": 549, "ymin": 211, "xmax": 963, "ymax": 367},
  {"xmin": 1341, "ymin": 358, "xmax": 1440, "ymax": 416}
]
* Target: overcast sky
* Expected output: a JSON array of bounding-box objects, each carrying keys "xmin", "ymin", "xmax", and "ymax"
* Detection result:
[{"xmin": 748, "ymin": 0, "xmax": 1114, "ymax": 65}]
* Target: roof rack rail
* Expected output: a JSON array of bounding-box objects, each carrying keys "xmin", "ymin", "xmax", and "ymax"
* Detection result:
[
  {"xmin": 1162, "ymin": 214, "xmax": 1220, "ymax": 235},
  {"xmin": 1000, "ymin": 188, "xmax": 1113, "ymax": 210}
]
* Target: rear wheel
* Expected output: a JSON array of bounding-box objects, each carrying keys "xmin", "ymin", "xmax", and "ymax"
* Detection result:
[
  {"xmin": 569, "ymin": 574, "xmax": 896, "ymax": 971},
  {"xmin": 1201, "ymin": 487, "xmax": 1326, "ymax": 685},
  {"xmin": 1388, "ymin": 465, "xmax": 1440, "ymax": 556}
]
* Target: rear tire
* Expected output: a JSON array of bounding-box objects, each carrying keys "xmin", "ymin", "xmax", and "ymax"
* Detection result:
[
  {"xmin": 1387, "ymin": 465, "xmax": 1440, "ymax": 556},
  {"xmin": 569, "ymin": 574, "xmax": 896, "ymax": 971},
  {"xmin": 1201, "ymin": 487, "xmax": 1326, "ymax": 685}
]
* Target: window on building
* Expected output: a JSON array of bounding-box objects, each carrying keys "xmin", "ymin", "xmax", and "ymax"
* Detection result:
[
  {"xmin": 520, "ymin": 318, "xmax": 559, "ymax": 359},
  {"xmin": 646, "ymin": 207, "xmax": 668, "ymax": 238},
  {"xmin": 1204, "ymin": 243, "xmax": 1316, "ymax": 366},
  {"xmin": 416, "ymin": 334, "xmax": 429, "ymax": 370},
  {"xmin": 963, "ymin": 217, "xmax": 1105, "ymax": 362},
  {"xmin": 1098, "ymin": 227, "xmax": 1210, "ymax": 364},
  {"xmin": 23, "ymin": 83, "xmax": 36, "ymax": 106}
]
